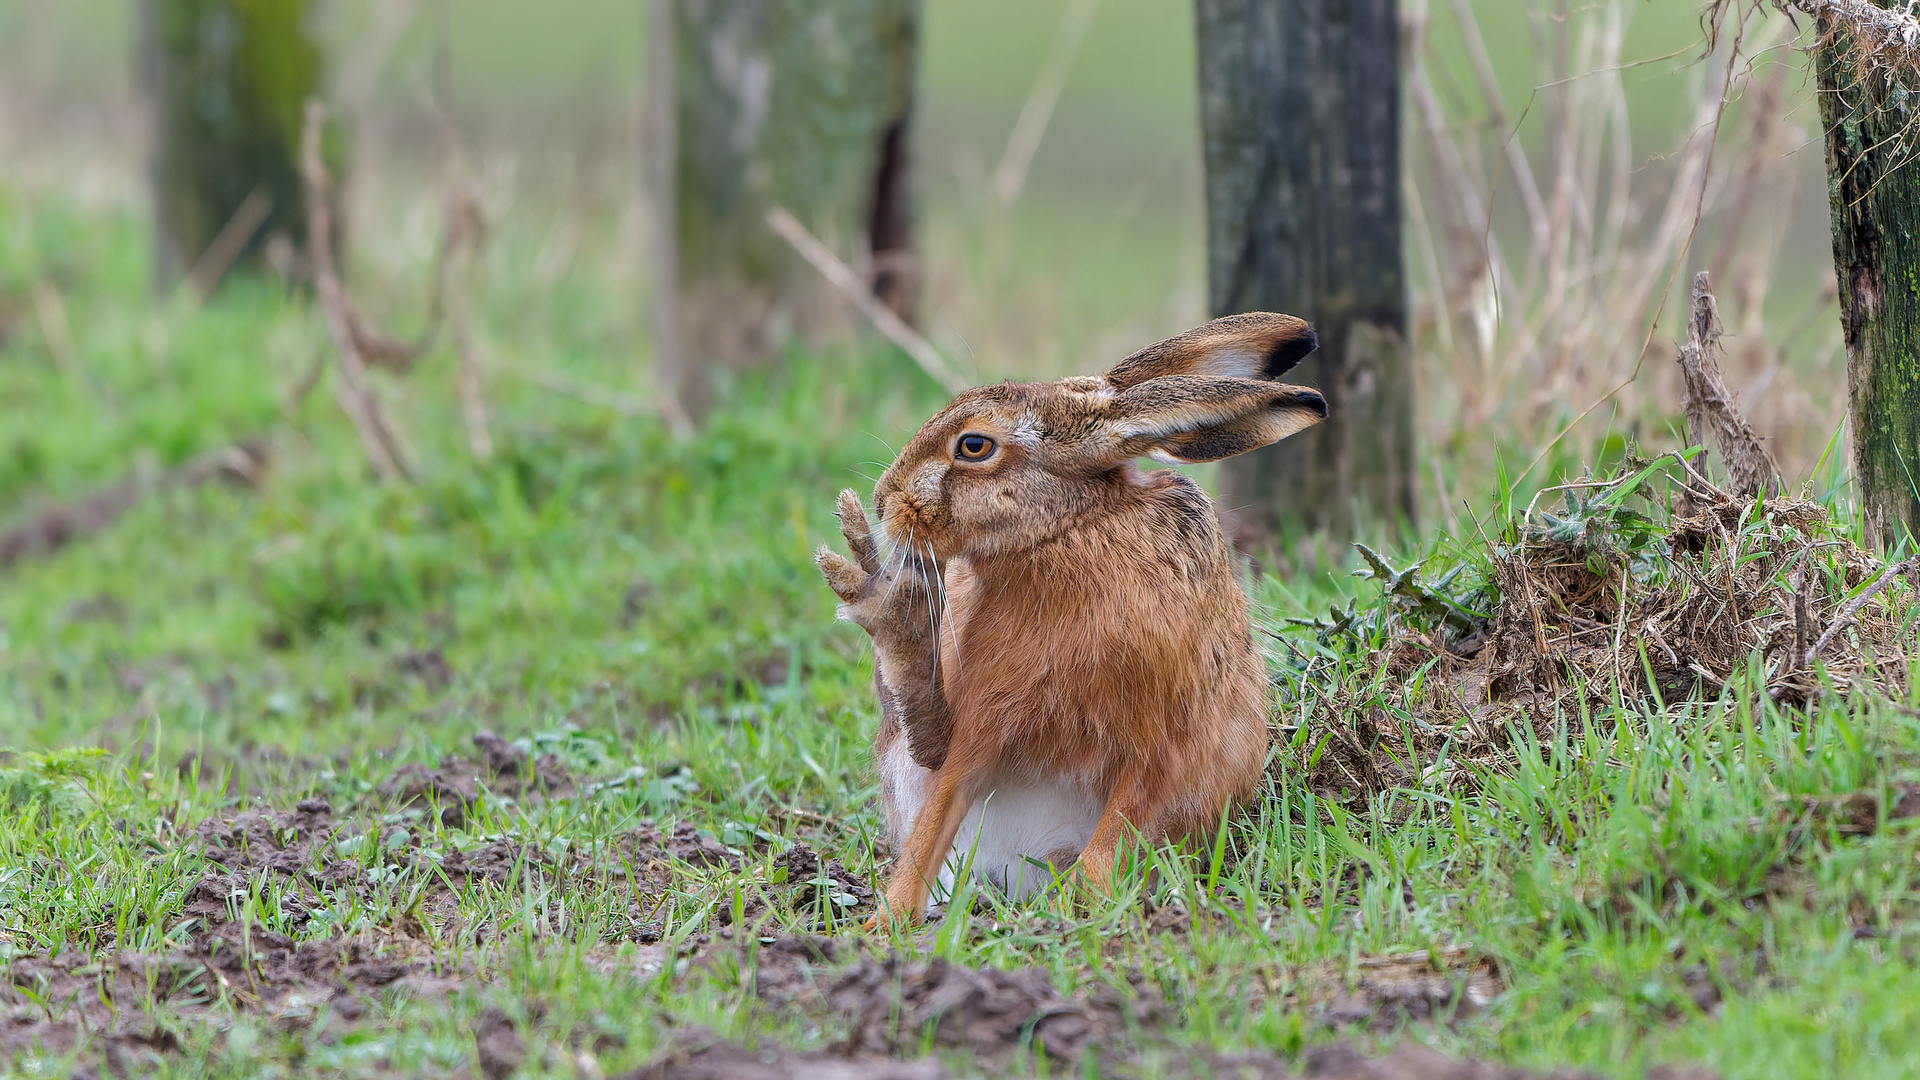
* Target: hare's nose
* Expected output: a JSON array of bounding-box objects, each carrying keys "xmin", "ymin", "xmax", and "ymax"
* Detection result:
[{"xmin": 911, "ymin": 460, "xmax": 945, "ymax": 499}]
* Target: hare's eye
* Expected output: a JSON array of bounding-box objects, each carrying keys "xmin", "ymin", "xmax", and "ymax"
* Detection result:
[{"xmin": 955, "ymin": 434, "xmax": 996, "ymax": 461}]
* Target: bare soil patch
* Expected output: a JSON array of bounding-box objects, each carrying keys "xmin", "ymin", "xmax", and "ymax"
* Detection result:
[
  {"xmin": 0, "ymin": 736, "xmax": 765, "ymax": 1072},
  {"xmin": 733, "ymin": 935, "xmax": 1556, "ymax": 1077},
  {"xmin": 1302, "ymin": 949, "xmax": 1503, "ymax": 1030},
  {"xmin": 628, "ymin": 1029, "xmax": 1624, "ymax": 1080},
  {"xmin": 626, "ymin": 1029, "xmax": 945, "ymax": 1080},
  {"xmin": 1281, "ymin": 1042, "xmax": 1602, "ymax": 1080},
  {"xmin": 826, "ymin": 954, "xmax": 1166, "ymax": 1065},
  {"xmin": 377, "ymin": 729, "xmax": 574, "ymax": 826}
]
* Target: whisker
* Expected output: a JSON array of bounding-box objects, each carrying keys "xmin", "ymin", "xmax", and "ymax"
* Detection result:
[
  {"xmin": 917, "ymin": 539, "xmax": 939, "ymax": 686},
  {"xmin": 931, "ymin": 541, "xmax": 956, "ymax": 680},
  {"xmin": 924, "ymin": 538, "xmax": 949, "ymax": 683},
  {"xmin": 880, "ymin": 526, "xmax": 905, "ymax": 574},
  {"xmin": 881, "ymin": 525, "xmax": 913, "ymax": 608},
  {"xmin": 883, "ymin": 522, "xmax": 913, "ymax": 611},
  {"xmin": 862, "ymin": 430, "xmax": 900, "ymax": 459}
]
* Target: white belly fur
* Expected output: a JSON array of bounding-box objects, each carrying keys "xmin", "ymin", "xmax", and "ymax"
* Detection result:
[{"xmin": 878, "ymin": 738, "xmax": 1103, "ymax": 901}]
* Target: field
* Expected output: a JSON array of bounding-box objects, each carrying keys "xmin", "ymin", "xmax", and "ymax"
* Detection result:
[{"xmin": 3, "ymin": 1, "xmax": 1920, "ymax": 1077}]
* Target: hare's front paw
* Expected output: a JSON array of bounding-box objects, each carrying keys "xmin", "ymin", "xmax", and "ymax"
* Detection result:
[{"xmin": 815, "ymin": 488, "xmax": 939, "ymax": 644}]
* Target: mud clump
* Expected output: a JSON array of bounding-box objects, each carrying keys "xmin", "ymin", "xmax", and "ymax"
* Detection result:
[
  {"xmin": 193, "ymin": 796, "xmax": 342, "ymax": 881},
  {"xmin": 379, "ymin": 730, "xmax": 573, "ymax": 826},
  {"xmin": 636, "ymin": 820, "xmax": 738, "ymax": 869},
  {"xmin": 751, "ymin": 935, "xmax": 851, "ymax": 1008},
  {"xmin": 1288, "ymin": 1042, "xmax": 1600, "ymax": 1080},
  {"xmin": 745, "ymin": 941, "xmax": 1161, "ymax": 1065},
  {"xmin": 775, "ymin": 843, "xmax": 874, "ymax": 920},
  {"xmin": 624, "ymin": 1028, "xmax": 945, "ymax": 1079},
  {"xmin": 628, "ymin": 1030, "xmax": 1635, "ymax": 1080},
  {"xmin": 191, "ymin": 794, "xmax": 552, "ymax": 900},
  {"xmin": 473, "ymin": 1006, "xmax": 529, "ymax": 1080},
  {"xmin": 1, "ymin": 954, "xmax": 189, "ymax": 1067},
  {"xmin": 827, "ymin": 955, "xmax": 1165, "ymax": 1066},
  {"xmin": 395, "ymin": 646, "xmax": 454, "ymax": 690},
  {"xmin": 1306, "ymin": 949, "xmax": 1502, "ymax": 1029}
]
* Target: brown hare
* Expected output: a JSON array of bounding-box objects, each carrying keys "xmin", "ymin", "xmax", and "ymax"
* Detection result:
[{"xmin": 817, "ymin": 312, "xmax": 1326, "ymax": 928}]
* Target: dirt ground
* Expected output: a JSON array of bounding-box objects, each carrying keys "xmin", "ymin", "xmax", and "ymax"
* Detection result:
[
  {"xmin": 0, "ymin": 790, "xmax": 1668, "ymax": 1080},
  {"xmin": 0, "ymin": 736, "xmax": 1734, "ymax": 1079}
]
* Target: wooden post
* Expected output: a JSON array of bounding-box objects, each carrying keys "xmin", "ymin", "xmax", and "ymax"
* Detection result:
[
  {"xmin": 1194, "ymin": 0, "xmax": 1414, "ymax": 547},
  {"xmin": 1814, "ymin": 3, "xmax": 1920, "ymax": 548},
  {"xmin": 140, "ymin": 0, "xmax": 328, "ymax": 290},
  {"xmin": 649, "ymin": 0, "xmax": 921, "ymax": 427}
]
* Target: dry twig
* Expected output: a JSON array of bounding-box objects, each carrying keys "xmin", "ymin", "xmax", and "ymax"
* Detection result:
[
  {"xmin": 301, "ymin": 98, "xmax": 414, "ymax": 482},
  {"xmin": 1811, "ymin": 555, "xmax": 1919, "ymax": 660},
  {"xmin": 29, "ymin": 283, "xmax": 77, "ymax": 373},
  {"xmin": 765, "ymin": 206, "xmax": 970, "ymax": 395},
  {"xmin": 506, "ymin": 368, "xmax": 650, "ymax": 417},
  {"xmin": 992, "ymin": 0, "xmax": 1103, "ymax": 208},
  {"xmin": 1676, "ymin": 271, "xmax": 1782, "ymax": 498},
  {"xmin": 431, "ymin": 5, "xmax": 493, "ymax": 462},
  {"xmin": 183, "ymin": 188, "xmax": 273, "ymax": 300}
]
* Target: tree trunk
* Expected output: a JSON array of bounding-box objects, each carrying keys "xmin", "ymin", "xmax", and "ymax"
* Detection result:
[
  {"xmin": 140, "ymin": 0, "xmax": 327, "ymax": 291},
  {"xmin": 1815, "ymin": 9, "xmax": 1920, "ymax": 549},
  {"xmin": 1194, "ymin": 0, "xmax": 1413, "ymax": 548},
  {"xmin": 650, "ymin": 0, "xmax": 920, "ymax": 426}
]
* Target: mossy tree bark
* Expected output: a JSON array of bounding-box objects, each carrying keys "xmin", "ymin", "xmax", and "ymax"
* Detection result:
[
  {"xmin": 1193, "ymin": 0, "xmax": 1414, "ymax": 548},
  {"xmin": 140, "ymin": 0, "xmax": 327, "ymax": 290},
  {"xmin": 1815, "ymin": 10, "xmax": 1920, "ymax": 549},
  {"xmin": 651, "ymin": 0, "xmax": 920, "ymax": 426}
]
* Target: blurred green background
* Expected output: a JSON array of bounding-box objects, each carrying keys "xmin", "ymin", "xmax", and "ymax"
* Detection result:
[
  {"xmin": 0, "ymin": 0, "xmax": 1848, "ymax": 757},
  {"xmin": 0, "ymin": 0, "xmax": 1836, "ymax": 386}
]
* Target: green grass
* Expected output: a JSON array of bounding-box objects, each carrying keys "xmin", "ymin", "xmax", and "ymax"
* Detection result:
[{"xmin": 3, "ymin": 169, "xmax": 1920, "ymax": 1080}]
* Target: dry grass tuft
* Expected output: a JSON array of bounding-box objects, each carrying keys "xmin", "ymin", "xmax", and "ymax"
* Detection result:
[
  {"xmin": 1677, "ymin": 270, "xmax": 1782, "ymax": 498},
  {"xmin": 1407, "ymin": 0, "xmax": 1844, "ymax": 488},
  {"xmin": 1285, "ymin": 456, "xmax": 1919, "ymax": 806},
  {"xmin": 1782, "ymin": 0, "xmax": 1920, "ymax": 90}
]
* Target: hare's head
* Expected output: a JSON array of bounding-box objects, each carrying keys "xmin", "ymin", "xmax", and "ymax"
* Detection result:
[{"xmin": 871, "ymin": 312, "xmax": 1327, "ymax": 560}]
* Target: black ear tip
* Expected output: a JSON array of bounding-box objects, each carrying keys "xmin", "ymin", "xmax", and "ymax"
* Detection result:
[
  {"xmin": 1293, "ymin": 387, "xmax": 1329, "ymax": 418},
  {"xmin": 1262, "ymin": 324, "xmax": 1319, "ymax": 378}
]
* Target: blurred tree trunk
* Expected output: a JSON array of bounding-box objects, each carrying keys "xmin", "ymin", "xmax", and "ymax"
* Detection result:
[
  {"xmin": 1814, "ymin": 10, "xmax": 1920, "ymax": 549},
  {"xmin": 140, "ymin": 0, "xmax": 327, "ymax": 291},
  {"xmin": 649, "ymin": 0, "xmax": 921, "ymax": 427},
  {"xmin": 1194, "ymin": 0, "xmax": 1413, "ymax": 548}
]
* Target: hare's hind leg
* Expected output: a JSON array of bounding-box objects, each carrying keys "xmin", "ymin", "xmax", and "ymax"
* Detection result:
[
  {"xmin": 867, "ymin": 762, "xmax": 981, "ymax": 930},
  {"xmin": 1071, "ymin": 769, "xmax": 1167, "ymax": 895}
]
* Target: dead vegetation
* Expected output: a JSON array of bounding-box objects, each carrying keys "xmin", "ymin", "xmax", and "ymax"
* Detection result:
[
  {"xmin": 1284, "ymin": 451, "xmax": 1920, "ymax": 804},
  {"xmin": 1773, "ymin": 0, "xmax": 1920, "ymax": 91},
  {"xmin": 1676, "ymin": 272, "xmax": 1781, "ymax": 500}
]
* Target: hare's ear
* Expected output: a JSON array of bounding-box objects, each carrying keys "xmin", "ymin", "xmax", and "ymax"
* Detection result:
[
  {"xmin": 1104, "ymin": 375, "xmax": 1327, "ymax": 465},
  {"xmin": 1104, "ymin": 312, "xmax": 1318, "ymax": 389}
]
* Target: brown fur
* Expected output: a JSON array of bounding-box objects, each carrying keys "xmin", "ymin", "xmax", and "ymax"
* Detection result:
[{"xmin": 817, "ymin": 312, "xmax": 1325, "ymax": 927}]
